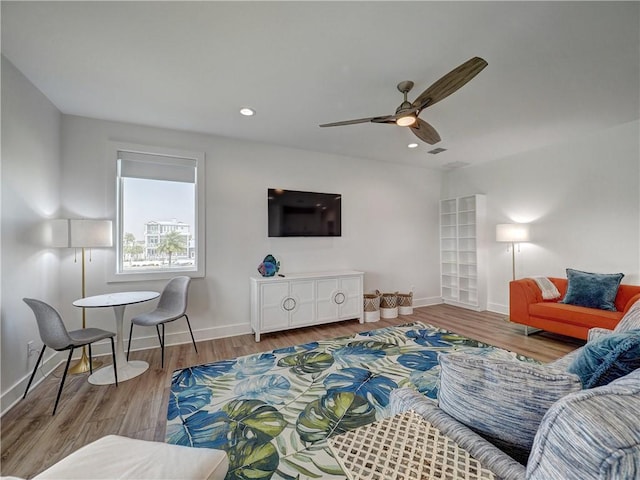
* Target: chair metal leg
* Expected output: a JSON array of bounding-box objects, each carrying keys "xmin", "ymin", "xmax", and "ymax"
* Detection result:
[
  {"xmin": 23, "ymin": 345, "xmax": 46, "ymax": 399},
  {"xmin": 88, "ymin": 343, "xmax": 93, "ymax": 374},
  {"xmin": 154, "ymin": 325, "xmax": 165, "ymax": 368},
  {"xmin": 53, "ymin": 349, "xmax": 74, "ymax": 415},
  {"xmin": 185, "ymin": 314, "xmax": 198, "ymax": 354},
  {"xmin": 110, "ymin": 337, "xmax": 118, "ymax": 387},
  {"xmin": 127, "ymin": 322, "xmax": 134, "ymax": 361},
  {"xmin": 161, "ymin": 324, "xmax": 165, "ymax": 368}
]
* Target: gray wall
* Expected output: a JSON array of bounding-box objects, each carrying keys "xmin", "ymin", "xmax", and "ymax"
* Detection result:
[{"xmin": 1, "ymin": 56, "xmax": 63, "ymax": 412}]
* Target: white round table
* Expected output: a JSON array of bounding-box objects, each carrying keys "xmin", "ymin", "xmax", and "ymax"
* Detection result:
[{"xmin": 73, "ymin": 291, "xmax": 159, "ymax": 385}]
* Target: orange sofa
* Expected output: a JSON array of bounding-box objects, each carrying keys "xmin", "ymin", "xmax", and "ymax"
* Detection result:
[{"xmin": 509, "ymin": 277, "xmax": 640, "ymax": 340}]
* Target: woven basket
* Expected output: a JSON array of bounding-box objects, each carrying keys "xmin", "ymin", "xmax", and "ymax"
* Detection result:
[
  {"xmin": 378, "ymin": 291, "xmax": 398, "ymax": 309},
  {"xmin": 363, "ymin": 293, "xmax": 380, "ymax": 312},
  {"xmin": 363, "ymin": 293, "xmax": 381, "ymax": 322},
  {"xmin": 397, "ymin": 292, "xmax": 413, "ymax": 315},
  {"xmin": 377, "ymin": 290, "xmax": 398, "ymax": 319}
]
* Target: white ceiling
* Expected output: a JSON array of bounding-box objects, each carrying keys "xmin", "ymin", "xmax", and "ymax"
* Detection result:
[{"xmin": 2, "ymin": 1, "xmax": 639, "ymax": 169}]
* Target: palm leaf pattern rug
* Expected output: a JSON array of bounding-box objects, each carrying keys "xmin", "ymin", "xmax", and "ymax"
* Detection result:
[{"xmin": 166, "ymin": 321, "xmax": 534, "ymax": 480}]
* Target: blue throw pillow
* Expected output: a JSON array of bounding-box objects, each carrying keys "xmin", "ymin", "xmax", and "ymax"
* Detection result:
[
  {"xmin": 567, "ymin": 330, "xmax": 640, "ymax": 388},
  {"xmin": 560, "ymin": 268, "xmax": 624, "ymax": 311}
]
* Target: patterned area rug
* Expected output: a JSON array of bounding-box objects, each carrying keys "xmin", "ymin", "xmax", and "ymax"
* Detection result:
[{"xmin": 166, "ymin": 321, "xmax": 532, "ymax": 480}]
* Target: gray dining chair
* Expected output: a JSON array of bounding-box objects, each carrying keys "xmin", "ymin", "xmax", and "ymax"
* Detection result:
[
  {"xmin": 23, "ymin": 298, "xmax": 118, "ymax": 415},
  {"xmin": 126, "ymin": 276, "xmax": 196, "ymax": 368}
]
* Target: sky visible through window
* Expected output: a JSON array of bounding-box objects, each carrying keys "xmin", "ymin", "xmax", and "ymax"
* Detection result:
[{"xmin": 123, "ymin": 177, "xmax": 195, "ymax": 240}]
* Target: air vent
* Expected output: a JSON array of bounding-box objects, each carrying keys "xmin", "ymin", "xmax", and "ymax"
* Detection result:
[
  {"xmin": 443, "ymin": 161, "xmax": 470, "ymax": 170},
  {"xmin": 428, "ymin": 147, "xmax": 447, "ymax": 154}
]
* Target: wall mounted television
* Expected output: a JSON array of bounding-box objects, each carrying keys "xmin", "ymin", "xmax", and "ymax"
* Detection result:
[{"xmin": 268, "ymin": 189, "xmax": 341, "ymax": 237}]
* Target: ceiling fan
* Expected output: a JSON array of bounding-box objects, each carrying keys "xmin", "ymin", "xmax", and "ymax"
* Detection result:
[{"xmin": 319, "ymin": 57, "xmax": 488, "ymax": 145}]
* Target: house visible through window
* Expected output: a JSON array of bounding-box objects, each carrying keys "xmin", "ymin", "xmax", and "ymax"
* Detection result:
[{"xmin": 115, "ymin": 148, "xmax": 204, "ymax": 279}]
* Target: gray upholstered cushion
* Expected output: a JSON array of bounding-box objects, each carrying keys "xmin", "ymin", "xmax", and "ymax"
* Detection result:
[
  {"xmin": 615, "ymin": 298, "xmax": 640, "ymax": 332},
  {"xmin": 588, "ymin": 327, "xmax": 614, "ymax": 341},
  {"xmin": 389, "ymin": 388, "xmax": 527, "ymax": 480},
  {"xmin": 438, "ymin": 352, "xmax": 582, "ymax": 455},
  {"xmin": 527, "ymin": 369, "xmax": 640, "ymax": 480}
]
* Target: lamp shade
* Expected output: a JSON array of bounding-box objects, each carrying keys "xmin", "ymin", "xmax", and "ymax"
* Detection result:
[
  {"xmin": 47, "ymin": 219, "xmax": 72, "ymax": 248},
  {"xmin": 496, "ymin": 223, "xmax": 530, "ymax": 243},
  {"xmin": 69, "ymin": 219, "xmax": 113, "ymax": 248}
]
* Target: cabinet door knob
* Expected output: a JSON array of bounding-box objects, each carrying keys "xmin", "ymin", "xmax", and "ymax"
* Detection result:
[
  {"xmin": 334, "ymin": 292, "xmax": 346, "ymax": 305},
  {"xmin": 283, "ymin": 297, "xmax": 296, "ymax": 311}
]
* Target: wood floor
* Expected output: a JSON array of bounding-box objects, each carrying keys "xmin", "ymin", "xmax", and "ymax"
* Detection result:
[{"xmin": 1, "ymin": 304, "xmax": 583, "ymax": 479}]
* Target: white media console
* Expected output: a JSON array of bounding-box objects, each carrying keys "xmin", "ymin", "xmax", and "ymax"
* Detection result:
[{"xmin": 250, "ymin": 270, "xmax": 364, "ymax": 342}]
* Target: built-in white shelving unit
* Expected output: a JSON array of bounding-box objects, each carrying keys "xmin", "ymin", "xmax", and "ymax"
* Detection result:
[{"xmin": 440, "ymin": 195, "xmax": 487, "ymax": 311}]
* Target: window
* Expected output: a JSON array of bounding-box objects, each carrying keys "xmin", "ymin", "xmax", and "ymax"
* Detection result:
[{"xmin": 111, "ymin": 143, "xmax": 205, "ymax": 281}]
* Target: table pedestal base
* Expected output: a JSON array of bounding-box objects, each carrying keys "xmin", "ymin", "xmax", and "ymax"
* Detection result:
[
  {"xmin": 69, "ymin": 347, "xmax": 103, "ymax": 375},
  {"xmin": 88, "ymin": 360, "xmax": 149, "ymax": 385}
]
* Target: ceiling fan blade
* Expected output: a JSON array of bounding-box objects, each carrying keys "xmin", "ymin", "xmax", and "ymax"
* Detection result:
[
  {"xmin": 412, "ymin": 57, "xmax": 488, "ymax": 111},
  {"xmin": 371, "ymin": 115, "xmax": 398, "ymax": 124},
  {"xmin": 411, "ymin": 119, "xmax": 441, "ymax": 144},
  {"xmin": 319, "ymin": 115, "xmax": 392, "ymax": 127}
]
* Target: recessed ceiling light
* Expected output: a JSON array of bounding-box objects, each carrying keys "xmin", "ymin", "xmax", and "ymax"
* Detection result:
[
  {"xmin": 240, "ymin": 107, "xmax": 255, "ymax": 116},
  {"xmin": 408, "ymin": 143, "xmax": 419, "ymax": 149}
]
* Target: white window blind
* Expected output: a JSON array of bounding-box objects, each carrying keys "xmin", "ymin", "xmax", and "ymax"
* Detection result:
[{"xmin": 118, "ymin": 151, "xmax": 196, "ymax": 183}]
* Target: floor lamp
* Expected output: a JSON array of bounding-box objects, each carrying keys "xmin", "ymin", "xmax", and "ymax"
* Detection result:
[
  {"xmin": 496, "ymin": 223, "xmax": 530, "ymax": 280},
  {"xmin": 51, "ymin": 219, "xmax": 113, "ymax": 374}
]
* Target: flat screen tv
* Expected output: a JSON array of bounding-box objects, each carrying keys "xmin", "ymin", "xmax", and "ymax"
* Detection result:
[{"xmin": 268, "ymin": 189, "xmax": 341, "ymax": 237}]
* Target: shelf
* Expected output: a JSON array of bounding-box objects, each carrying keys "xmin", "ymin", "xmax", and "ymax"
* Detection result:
[{"xmin": 439, "ymin": 195, "xmax": 486, "ymax": 311}]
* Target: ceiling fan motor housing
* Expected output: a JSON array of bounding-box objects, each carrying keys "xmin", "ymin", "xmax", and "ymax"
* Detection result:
[{"xmin": 396, "ymin": 80, "xmax": 414, "ymax": 94}]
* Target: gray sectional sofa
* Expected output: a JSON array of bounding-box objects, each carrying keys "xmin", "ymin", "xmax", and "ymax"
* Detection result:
[{"xmin": 390, "ymin": 301, "xmax": 640, "ymax": 480}]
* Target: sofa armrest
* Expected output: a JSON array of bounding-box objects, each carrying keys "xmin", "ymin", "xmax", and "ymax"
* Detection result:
[
  {"xmin": 619, "ymin": 291, "xmax": 640, "ymax": 314},
  {"xmin": 622, "ymin": 294, "xmax": 640, "ymax": 316},
  {"xmin": 527, "ymin": 370, "xmax": 640, "ymax": 480},
  {"xmin": 509, "ymin": 279, "xmax": 542, "ymax": 325},
  {"xmin": 588, "ymin": 327, "xmax": 613, "ymax": 342},
  {"xmin": 389, "ymin": 388, "xmax": 526, "ymax": 480}
]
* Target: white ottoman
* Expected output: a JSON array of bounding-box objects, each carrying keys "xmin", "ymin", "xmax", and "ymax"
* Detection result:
[{"xmin": 32, "ymin": 435, "xmax": 228, "ymax": 480}]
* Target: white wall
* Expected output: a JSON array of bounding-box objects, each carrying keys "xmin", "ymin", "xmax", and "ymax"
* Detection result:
[
  {"xmin": 57, "ymin": 115, "xmax": 443, "ymax": 353},
  {"xmin": 442, "ymin": 120, "xmax": 640, "ymax": 313},
  {"xmin": 1, "ymin": 56, "xmax": 63, "ymax": 413}
]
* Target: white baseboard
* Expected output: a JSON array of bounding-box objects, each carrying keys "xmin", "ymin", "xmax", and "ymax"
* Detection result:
[
  {"xmin": 126, "ymin": 322, "xmax": 253, "ymax": 354},
  {"xmin": 414, "ymin": 296, "xmax": 443, "ymax": 307},
  {"xmin": 487, "ymin": 302, "xmax": 509, "ymax": 315},
  {"xmin": 1, "ymin": 350, "xmax": 64, "ymax": 417},
  {"xmin": 0, "ymin": 323, "xmax": 253, "ymax": 417}
]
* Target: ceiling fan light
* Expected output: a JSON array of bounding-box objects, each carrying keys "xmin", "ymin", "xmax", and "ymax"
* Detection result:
[{"xmin": 396, "ymin": 115, "xmax": 416, "ymax": 127}]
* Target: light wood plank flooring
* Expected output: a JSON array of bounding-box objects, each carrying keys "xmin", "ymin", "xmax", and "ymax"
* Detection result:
[{"xmin": 1, "ymin": 304, "xmax": 583, "ymax": 478}]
